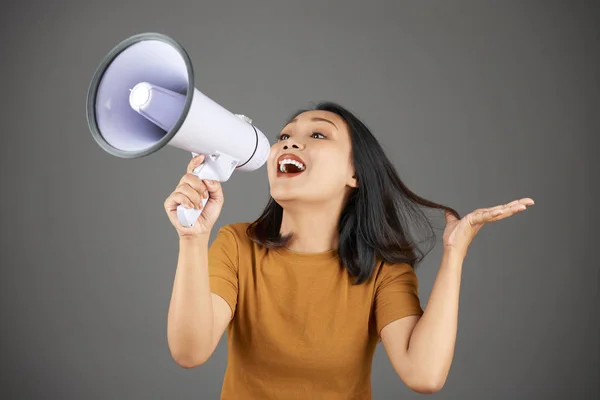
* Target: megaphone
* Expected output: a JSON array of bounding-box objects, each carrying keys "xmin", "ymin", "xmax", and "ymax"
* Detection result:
[{"xmin": 86, "ymin": 32, "xmax": 271, "ymax": 227}]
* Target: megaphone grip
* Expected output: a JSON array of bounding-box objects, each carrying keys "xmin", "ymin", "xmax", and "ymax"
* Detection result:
[
  {"xmin": 175, "ymin": 152, "xmax": 238, "ymax": 227},
  {"xmin": 176, "ymin": 197, "xmax": 209, "ymax": 227},
  {"xmin": 176, "ymin": 164, "xmax": 212, "ymax": 227}
]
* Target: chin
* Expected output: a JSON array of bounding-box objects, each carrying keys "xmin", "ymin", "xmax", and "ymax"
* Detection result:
[
  {"xmin": 270, "ymin": 191, "xmax": 330, "ymax": 207},
  {"xmin": 268, "ymin": 176, "xmax": 301, "ymax": 199},
  {"xmin": 269, "ymin": 188, "xmax": 300, "ymax": 203}
]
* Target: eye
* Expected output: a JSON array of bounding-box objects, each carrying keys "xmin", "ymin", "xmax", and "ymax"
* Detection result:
[{"xmin": 277, "ymin": 132, "xmax": 326, "ymax": 141}]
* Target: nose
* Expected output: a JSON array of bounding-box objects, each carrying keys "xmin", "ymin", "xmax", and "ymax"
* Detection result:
[{"xmin": 283, "ymin": 137, "xmax": 304, "ymax": 150}]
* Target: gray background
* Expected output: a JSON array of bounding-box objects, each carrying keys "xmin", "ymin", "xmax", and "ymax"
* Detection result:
[{"xmin": 1, "ymin": 0, "xmax": 598, "ymax": 399}]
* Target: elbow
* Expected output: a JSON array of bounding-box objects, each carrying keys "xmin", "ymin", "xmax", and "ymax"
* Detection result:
[
  {"xmin": 169, "ymin": 345, "xmax": 211, "ymax": 369},
  {"xmin": 407, "ymin": 375, "xmax": 447, "ymax": 394},
  {"xmin": 168, "ymin": 331, "xmax": 214, "ymax": 369},
  {"xmin": 174, "ymin": 359, "xmax": 202, "ymax": 369},
  {"xmin": 403, "ymin": 369, "xmax": 447, "ymax": 394},
  {"xmin": 174, "ymin": 358, "xmax": 196, "ymax": 369},
  {"xmin": 171, "ymin": 351, "xmax": 210, "ymax": 369},
  {"xmin": 409, "ymin": 382, "xmax": 445, "ymax": 394}
]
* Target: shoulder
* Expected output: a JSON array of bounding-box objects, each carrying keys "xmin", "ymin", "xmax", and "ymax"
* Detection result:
[
  {"xmin": 209, "ymin": 222, "xmax": 255, "ymax": 266},
  {"xmin": 217, "ymin": 221, "xmax": 252, "ymax": 237},
  {"xmin": 210, "ymin": 222, "xmax": 267, "ymax": 273},
  {"xmin": 213, "ymin": 222, "xmax": 255, "ymax": 250},
  {"xmin": 371, "ymin": 258, "xmax": 418, "ymax": 286}
]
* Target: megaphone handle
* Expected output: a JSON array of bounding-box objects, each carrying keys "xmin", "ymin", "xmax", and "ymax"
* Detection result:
[
  {"xmin": 176, "ymin": 195, "xmax": 209, "ymax": 228},
  {"xmin": 176, "ymin": 165, "xmax": 212, "ymax": 227},
  {"xmin": 175, "ymin": 151, "xmax": 239, "ymax": 227}
]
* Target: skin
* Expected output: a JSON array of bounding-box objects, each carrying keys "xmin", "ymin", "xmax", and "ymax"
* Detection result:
[
  {"xmin": 266, "ymin": 110, "xmax": 535, "ymax": 393},
  {"xmin": 266, "ymin": 110, "xmax": 358, "ymax": 253},
  {"xmin": 166, "ymin": 110, "xmax": 535, "ymax": 394}
]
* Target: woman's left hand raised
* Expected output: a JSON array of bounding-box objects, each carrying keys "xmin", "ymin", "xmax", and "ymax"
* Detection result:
[{"xmin": 443, "ymin": 197, "xmax": 535, "ymax": 257}]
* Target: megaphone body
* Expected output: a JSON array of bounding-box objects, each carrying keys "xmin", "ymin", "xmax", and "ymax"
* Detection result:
[{"xmin": 86, "ymin": 33, "xmax": 271, "ymax": 227}]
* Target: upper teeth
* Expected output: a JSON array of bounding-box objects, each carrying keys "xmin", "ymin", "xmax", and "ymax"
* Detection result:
[{"xmin": 279, "ymin": 158, "xmax": 306, "ymax": 173}]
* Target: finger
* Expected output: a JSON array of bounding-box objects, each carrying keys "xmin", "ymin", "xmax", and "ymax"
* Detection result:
[
  {"xmin": 494, "ymin": 203, "xmax": 530, "ymax": 218},
  {"xmin": 468, "ymin": 209, "xmax": 500, "ymax": 225},
  {"xmin": 470, "ymin": 206, "xmax": 520, "ymax": 224},
  {"xmin": 469, "ymin": 198, "xmax": 534, "ymax": 225},
  {"xmin": 473, "ymin": 203, "xmax": 529, "ymax": 225},
  {"xmin": 203, "ymin": 179, "xmax": 224, "ymax": 204},
  {"xmin": 180, "ymin": 173, "xmax": 209, "ymax": 196},
  {"xmin": 519, "ymin": 197, "xmax": 535, "ymax": 206},
  {"xmin": 187, "ymin": 154, "xmax": 205, "ymax": 174},
  {"xmin": 499, "ymin": 201, "xmax": 529, "ymax": 214},
  {"xmin": 174, "ymin": 183, "xmax": 204, "ymax": 209},
  {"xmin": 476, "ymin": 200, "xmax": 519, "ymax": 215},
  {"xmin": 490, "ymin": 200, "xmax": 520, "ymax": 211},
  {"xmin": 489, "ymin": 198, "xmax": 535, "ymax": 212},
  {"xmin": 165, "ymin": 192, "xmax": 195, "ymax": 211},
  {"xmin": 176, "ymin": 183, "xmax": 205, "ymax": 209}
]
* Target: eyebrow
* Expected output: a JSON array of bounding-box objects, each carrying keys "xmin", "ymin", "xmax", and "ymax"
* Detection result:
[{"xmin": 286, "ymin": 117, "xmax": 338, "ymax": 129}]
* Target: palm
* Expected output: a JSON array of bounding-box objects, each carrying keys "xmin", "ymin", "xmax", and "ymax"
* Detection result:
[{"xmin": 443, "ymin": 197, "xmax": 534, "ymax": 254}]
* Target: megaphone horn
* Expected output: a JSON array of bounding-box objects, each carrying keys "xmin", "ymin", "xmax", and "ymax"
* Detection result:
[{"xmin": 85, "ymin": 33, "xmax": 271, "ymax": 227}]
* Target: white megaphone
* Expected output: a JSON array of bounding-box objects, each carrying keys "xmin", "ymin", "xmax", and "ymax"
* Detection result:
[{"xmin": 86, "ymin": 33, "xmax": 271, "ymax": 227}]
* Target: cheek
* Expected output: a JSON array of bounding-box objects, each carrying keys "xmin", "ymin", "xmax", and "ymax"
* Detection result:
[
  {"xmin": 266, "ymin": 145, "xmax": 278, "ymax": 172},
  {"xmin": 315, "ymin": 151, "xmax": 348, "ymax": 176},
  {"xmin": 268, "ymin": 145, "xmax": 277, "ymax": 160}
]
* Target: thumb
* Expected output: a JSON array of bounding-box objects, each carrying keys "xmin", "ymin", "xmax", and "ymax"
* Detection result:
[
  {"xmin": 445, "ymin": 210, "xmax": 459, "ymax": 224},
  {"xmin": 203, "ymin": 179, "xmax": 224, "ymax": 202}
]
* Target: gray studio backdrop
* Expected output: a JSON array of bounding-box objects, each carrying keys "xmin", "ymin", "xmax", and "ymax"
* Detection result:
[{"xmin": 1, "ymin": 0, "xmax": 598, "ymax": 399}]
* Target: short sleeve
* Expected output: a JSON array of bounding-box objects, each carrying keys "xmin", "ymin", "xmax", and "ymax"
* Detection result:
[
  {"xmin": 374, "ymin": 262, "xmax": 424, "ymax": 336},
  {"xmin": 208, "ymin": 226, "xmax": 239, "ymax": 317}
]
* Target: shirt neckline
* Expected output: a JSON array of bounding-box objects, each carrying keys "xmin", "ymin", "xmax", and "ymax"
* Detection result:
[{"xmin": 272, "ymin": 246, "xmax": 339, "ymax": 263}]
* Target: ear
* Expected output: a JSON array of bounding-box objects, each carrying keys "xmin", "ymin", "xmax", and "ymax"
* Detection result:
[{"xmin": 348, "ymin": 173, "xmax": 358, "ymax": 188}]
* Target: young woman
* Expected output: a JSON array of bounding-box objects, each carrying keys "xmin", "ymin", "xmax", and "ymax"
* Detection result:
[{"xmin": 165, "ymin": 102, "xmax": 534, "ymax": 399}]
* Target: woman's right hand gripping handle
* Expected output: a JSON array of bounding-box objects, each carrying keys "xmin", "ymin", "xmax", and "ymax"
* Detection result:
[{"xmin": 164, "ymin": 154, "xmax": 225, "ymax": 238}]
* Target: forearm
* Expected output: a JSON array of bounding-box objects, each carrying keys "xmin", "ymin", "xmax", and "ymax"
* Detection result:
[
  {"xmin": 167, "ymin": 234, "xmax": 215, "ymax": 365},
  {"xmin": 407, "ymin": 248, "xmax": 465, "ymax": 387}
]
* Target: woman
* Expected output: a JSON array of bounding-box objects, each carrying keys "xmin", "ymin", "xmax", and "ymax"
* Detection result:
[{"xmin": 165, "ymin": 102, "xmax": 534, "ymax": 399}]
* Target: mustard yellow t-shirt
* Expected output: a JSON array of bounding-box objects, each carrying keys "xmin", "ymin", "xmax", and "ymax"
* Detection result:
[{"xmin": 208, "ymin": 222, "xmax": 424, "ymax": 399}]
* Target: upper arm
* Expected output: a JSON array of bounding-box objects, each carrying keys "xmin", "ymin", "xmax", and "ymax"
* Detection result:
[
  {"xmin": 373, "ymin": 262, "xmax": 424, "ymax": 384},
  {"xmin": 209, "ymin": 292, "xmax": 233, "ymax": 353},
  {"xmin": 373, "ymin": 262, "xmax": 423, "ymax": 336},
  {"xmin": 204, "ymin": 226, "xmax": 240, "ymax": 361},
  {"xmin": 380, "ymin": 315, "xmax": 420, "ymax": 383}
]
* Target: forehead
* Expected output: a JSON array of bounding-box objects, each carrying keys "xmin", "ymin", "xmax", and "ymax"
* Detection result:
[{"xmin": 286, "ymin": 110, "xmax": 346, "ymax": 128}]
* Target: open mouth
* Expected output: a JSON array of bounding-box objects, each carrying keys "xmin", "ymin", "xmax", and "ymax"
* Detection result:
[{"xmin": 277, "ymin": 154, "xmax": 306, "ymax": 177}]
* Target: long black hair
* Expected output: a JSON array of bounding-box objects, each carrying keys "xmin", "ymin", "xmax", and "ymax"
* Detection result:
[{"xmin": 247, "ymin": 102, "xmax": 460, "ymax": 284}]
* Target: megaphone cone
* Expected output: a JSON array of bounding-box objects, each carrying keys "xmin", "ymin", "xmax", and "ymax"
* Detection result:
[{"xmin": 86, "ymin": 33, "xmax": 270, "ymax": 227}]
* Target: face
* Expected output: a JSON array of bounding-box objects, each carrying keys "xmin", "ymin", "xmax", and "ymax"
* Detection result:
[{"xmin": 267, "ymin": 110, "xmax": 358, "ymax": 205}]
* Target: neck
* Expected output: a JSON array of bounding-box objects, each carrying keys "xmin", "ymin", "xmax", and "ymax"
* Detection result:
[{"xmin": 279, "ymin": 201, "xmax": 343, "ymax": 253}]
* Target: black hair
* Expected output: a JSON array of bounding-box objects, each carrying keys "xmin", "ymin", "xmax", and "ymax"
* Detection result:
[{"xmin": 247, "ymin": 101, "xmax": 460, "ymax": 284}]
